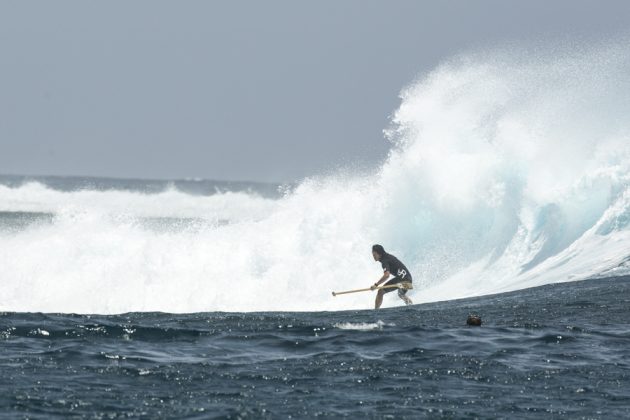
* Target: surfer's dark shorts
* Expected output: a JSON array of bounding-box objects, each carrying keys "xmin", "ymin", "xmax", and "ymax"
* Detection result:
[{"xmin": 383, "ymin": 276, "xmax": 412, "ymax": 298}]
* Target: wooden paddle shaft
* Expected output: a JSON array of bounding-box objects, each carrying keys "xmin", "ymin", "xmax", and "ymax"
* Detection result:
[{"xmin": 332, "ymin": 283, "xmax": 412, "ymax": 297}]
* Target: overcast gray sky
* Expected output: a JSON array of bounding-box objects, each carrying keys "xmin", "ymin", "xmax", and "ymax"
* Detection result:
[{"xmin": 1, "ymin": 1, "xmax": 629, "ymax": 182}]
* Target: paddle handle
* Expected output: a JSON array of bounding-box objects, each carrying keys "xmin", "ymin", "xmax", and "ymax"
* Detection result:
[{"xmin": 332, "ymin": 283, "xmax": 411, "ymax": 297}]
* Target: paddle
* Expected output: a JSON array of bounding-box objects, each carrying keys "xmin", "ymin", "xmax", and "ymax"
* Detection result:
[{"xmin": 332, "ymin": 282, "xmax": 413, "ymax": 297}]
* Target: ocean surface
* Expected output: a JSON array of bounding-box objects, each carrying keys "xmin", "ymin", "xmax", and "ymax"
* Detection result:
[{"xmin": 2, "ymin": 275, "xmax": 630, "ymax": 418}]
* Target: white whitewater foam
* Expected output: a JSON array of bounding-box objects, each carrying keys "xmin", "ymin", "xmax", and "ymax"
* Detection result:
[
  {"xmin": 334, "ymin": 320, "xmax": 393, "ymax": 331},
  {"xmin": 1, "ymin": 40, "xmax": 630, "ymax": 314},
  {"xmin": 0, "ymin": 181, "xmax": 277, "ymax": 222}
]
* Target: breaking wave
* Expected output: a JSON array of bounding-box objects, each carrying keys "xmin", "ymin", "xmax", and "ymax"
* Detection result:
[{"xmin": 1, "ymin": 40, "xmax": 629, "ymax": 313}]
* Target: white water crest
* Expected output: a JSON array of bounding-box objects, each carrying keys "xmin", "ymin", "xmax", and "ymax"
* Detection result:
[
  {"xmin": 334, "ymin": 321, "xmax": 393, "ymax": 331},
  {"xmin": 1, "ymin": 41, "xmax": 630, "ymax": 314},
  {"xmin": 0, "ymin": 181, "xmax": 277, "ymax": 223}
]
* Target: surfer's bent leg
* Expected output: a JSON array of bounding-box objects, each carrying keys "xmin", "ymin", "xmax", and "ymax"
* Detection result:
[
  {"xmin": 398, "ymin": 288, "xmax": 413, "ymax": 306},
  {"xmin": 375, "ymin": 289, "xmax": 385, "ymax": 309},
  {"xmin": 396, "ymin": 276, "xmax": 413, "ymax": 305},
  {"xmin": 376, "ymin": 277, "xmax": 413, "ymax": 308}
]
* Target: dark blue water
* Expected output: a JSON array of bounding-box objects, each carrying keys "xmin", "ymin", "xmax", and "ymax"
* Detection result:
[{"xmin": 2, "ymin": 276, "xmax": 630, "ymax": 418}]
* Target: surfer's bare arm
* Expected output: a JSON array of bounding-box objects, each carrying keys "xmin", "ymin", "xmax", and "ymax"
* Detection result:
[{"xmin": 371, "ymin": 271, "xmax": 390, "ymax": 289}]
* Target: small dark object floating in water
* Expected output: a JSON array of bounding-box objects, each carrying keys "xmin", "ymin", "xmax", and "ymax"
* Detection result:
[{"xmin": 467, "ymin": 314, "xmax": 482, "ymax": 326}]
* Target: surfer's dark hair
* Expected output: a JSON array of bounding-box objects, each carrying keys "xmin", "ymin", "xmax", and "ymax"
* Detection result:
[{"xmin": 372, "ymin": 244, "xmax": 385, "ymax": 256}]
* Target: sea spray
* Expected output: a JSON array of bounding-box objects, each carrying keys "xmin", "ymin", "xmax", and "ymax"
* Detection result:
[{"xmin": 1, "ymin": 41, "xmax": 630, "ymax": 313}]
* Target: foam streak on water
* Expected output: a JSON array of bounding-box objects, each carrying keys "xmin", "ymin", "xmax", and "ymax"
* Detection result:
[{"xmin": 1, "ymin": 41, "xmax": 630, "ymax": 314}]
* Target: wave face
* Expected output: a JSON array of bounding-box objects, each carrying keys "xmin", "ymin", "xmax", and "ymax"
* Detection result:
[{"xmin": 2, "ymin": 42, "xmax": 630, "ymax": 314}]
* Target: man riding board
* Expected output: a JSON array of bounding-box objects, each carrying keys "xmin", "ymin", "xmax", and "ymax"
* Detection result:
[{"xmin": 370, "ymin": 244, "xmax": 413, "ymax": 309}]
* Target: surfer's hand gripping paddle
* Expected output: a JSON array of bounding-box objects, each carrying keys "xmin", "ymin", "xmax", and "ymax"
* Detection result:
[{"xmin": 332, "ymin": 282, "xmax": 412, "ymax": 297}]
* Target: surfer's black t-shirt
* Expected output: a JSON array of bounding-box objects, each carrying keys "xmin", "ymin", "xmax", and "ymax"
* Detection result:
[{"xmin": 380, "ymin": 253, "xmax": 412, "ymax": 282}]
